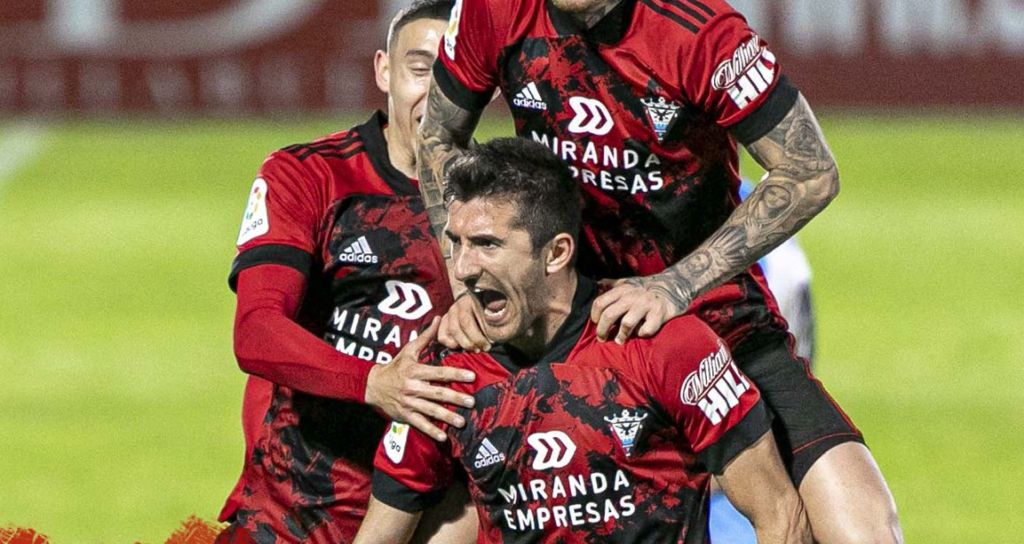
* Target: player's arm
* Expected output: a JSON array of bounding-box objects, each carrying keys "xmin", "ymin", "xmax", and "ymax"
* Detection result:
[
  {"xmin": 716, "ymin": 431, "xmax": 813, "ymax": 543},
  {"xmin": 353, "ymin": 497, "xmax": 422, "ymax": 544},
  {"xmin": 231, "ymin": 153, "xmax": 474, "ymax": 440},
  {"xmin": 418, "ymin": 83, "xmax": 484, "ymax": 246},
  {"xmin": 657, "ymin": 93, "xmax": 837, "ymax": 317}
]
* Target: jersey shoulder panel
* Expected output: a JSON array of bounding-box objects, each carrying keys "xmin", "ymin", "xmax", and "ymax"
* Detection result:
[{"xmin": 280, "ymin": 128, "xmax": 364, "ymax": 163}]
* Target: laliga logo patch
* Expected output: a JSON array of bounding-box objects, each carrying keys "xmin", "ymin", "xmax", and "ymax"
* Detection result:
[
  {"xmin": 384, "ymin": 422, "xmax": 410, "ymax": 464},
  {"xmin": 237, "ymin": 177, "xmax": 269, "ymax": 245},
  {"xmin": 711, "ymin": 35, "xmax": 778, "ymax": 110},
  {"xmin": 444, "ymin": 0, "xmax": 463, "ymax": 60}
]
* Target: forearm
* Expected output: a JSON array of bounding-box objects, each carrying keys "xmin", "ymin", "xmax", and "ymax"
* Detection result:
[
  {"xmin": 354, "ymin": 496, "xmax": 423, "ymax": 544},
  {"xmin": 716, "ymin": 432, "xmax": 813, "ymax": 543},
  {"xmin": 416, "ymin": 81, "xmax": 483, "ymax": 253},
  {"xmin": 655, "ymin": 94, "xmax": 838, "ymax": 307},
  {"xmin": 234, "ymin": 266, "xmax": 374, "ymax": 402}
]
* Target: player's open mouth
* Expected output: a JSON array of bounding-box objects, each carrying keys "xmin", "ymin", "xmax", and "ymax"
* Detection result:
[{"xmin": 472, "ymin": 287, "xmax": 508, "ymax": 323}]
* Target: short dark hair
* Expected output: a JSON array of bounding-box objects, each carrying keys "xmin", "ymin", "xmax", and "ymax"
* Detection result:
[
  {"xmin": 447, "ymin": 137, "xmax": 582, "ymax": 254},
  {"xmin": 388, "ymin": 0, "xmax": 454, "ymax": 51}
]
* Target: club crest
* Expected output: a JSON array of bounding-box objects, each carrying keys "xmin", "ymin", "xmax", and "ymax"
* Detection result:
[
  {"xmin": 604, "ymin": 408, "xmax": 649, "ymax": 457},
  {"xmin": 641, "ymin": 96, "xmax": 681, "ymax": 142}
]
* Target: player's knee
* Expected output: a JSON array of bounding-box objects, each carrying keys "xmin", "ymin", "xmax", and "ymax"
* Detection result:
[{"xmin": 820, "ymin": 495, "xmax": 903, "ymax": 544}]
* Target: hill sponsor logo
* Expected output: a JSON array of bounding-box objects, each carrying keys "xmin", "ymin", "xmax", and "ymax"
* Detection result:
[
  {"xmin": 711, "ymin": 35, "xmax": 777, "ymax": 110},
  {"xmin": 680, "ymin": 342, "xmax": 751, "ymax": 425}
]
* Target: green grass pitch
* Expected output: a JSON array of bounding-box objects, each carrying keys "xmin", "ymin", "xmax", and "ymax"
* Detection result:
[{"xmin": 0, "ymin": 113, "xmax": 1021, "ymax": 543}]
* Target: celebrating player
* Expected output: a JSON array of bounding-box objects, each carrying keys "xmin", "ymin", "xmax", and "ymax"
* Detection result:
[
  {"xmin": 216, "ymin": 2, "xmax": 479, "ymax": 542},
  {"xmin": 353, "ymin": 138, "xmax": 811, "ymax": 544},
  {"xmin": 415, "ymin": 0, "xmax": 901, "ymax": 541}
]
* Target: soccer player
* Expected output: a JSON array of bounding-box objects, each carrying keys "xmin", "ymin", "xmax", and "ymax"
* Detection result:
[
  {"xmin": 216, "ymin": 2, "xmax": 478, "ymax": 542},
  {"xmin": 353, "ymin": 138, "xmax": 811, "ymax": 544},
  {"xmin": 415, "ymin": 0, "xmax": 901, "ymax": 541}
]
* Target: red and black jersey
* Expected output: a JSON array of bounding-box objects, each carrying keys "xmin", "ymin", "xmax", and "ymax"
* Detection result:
[
  {"xmin": 372, "ymin": 278, "xmax": 769, "ymax": 544},
  {"xmin": 221, "ymin": 112, "xmax": 453, "ymax": 540},
  {"xmin": 435, "ymin": 0, "xmax": 797, "ymax": 346}
]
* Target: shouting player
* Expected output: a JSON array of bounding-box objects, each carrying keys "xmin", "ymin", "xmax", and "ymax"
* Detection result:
[
  {"xmin": 415, "ymin": 0, "xmax": 901, "ymax": 541},
  {"xmin": 354, "ymin": 138, "xmax": 811, "ymax": 543},
  {"xmin": 216, "ymin": 2, "xmax": 478, "ymax": 542}
]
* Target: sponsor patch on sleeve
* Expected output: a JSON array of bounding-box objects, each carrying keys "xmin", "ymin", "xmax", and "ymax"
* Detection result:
[
  {"xmin": 443, "ymin": 0, "xmax": 463, "ymax": 60},
  {"xmin": 680, "ymin": 342, "xmax": 752, "ymax": 425},
  {"xmin": 711, "ymin": 35, "xmax": 778, "ymax": 111},
  {"xmin": 236, "ymin": 177, "xmax": 269, "ymax": 246},
  {"xmin": 384, "ymin": 422, "xmax": 410, "ymax": 464}
]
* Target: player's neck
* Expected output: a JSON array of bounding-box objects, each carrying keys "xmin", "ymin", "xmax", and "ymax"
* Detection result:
[
  {"xmin": 508, "ymin": 273, "xmax": 578, "ymax": 360},
  {"xmin": 570, "ymin": 0, "xmax": 623, "ymax": 28},
  {"xmin": 382, "ymin": 124, "xmax": 417, "ymax": 179}
]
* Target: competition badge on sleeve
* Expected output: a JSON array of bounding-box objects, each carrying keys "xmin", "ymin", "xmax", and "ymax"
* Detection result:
[
  {"xmin": 237, "ymin": 177, "xmax": 269, "ymax": 245},
  {"xmin": 444, "ymin": 0, "xmax": 463, "ymax": 60}
]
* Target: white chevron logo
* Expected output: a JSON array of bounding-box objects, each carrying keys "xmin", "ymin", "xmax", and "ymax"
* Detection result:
[
  {"xmin": 339, "ymin": 235, "xmax": 378, "ymax": 264},
  {"xmin": 527, "ymin": 431, "xmax": 576, "ymax": 470},
  {"xmin": 567, "ymin": 96, "xmax": 614, "ymax": 136},
  {"xmin": 377, "ymin": 280, "xmax": 432, "ymax": 320}
]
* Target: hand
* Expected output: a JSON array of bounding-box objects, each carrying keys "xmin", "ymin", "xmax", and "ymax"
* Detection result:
[
  {"xmin": 590, "ymin": 274, "xmax": 692, "ymax": 344},
  {"xmin": 365, "ymin": 317, "xmax": 476, "ymax": 441},
  {"xmin": 438, "ymin": 293, "xmax": 492, "ymax": 352}
]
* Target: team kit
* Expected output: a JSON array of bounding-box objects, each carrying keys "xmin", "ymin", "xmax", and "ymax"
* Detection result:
[{"xmin": 218, "ymin": 0, "xmax": 900, "ymax": 543}]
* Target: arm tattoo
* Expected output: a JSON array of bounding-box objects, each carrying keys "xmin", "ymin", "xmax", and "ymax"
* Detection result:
[
  {"xmin": 665, "ymin": 93, "xmax": 839, "ymax": 302},
  {"xmin": 417, "ymin": 82, "xmax": 484, "ymax": 257}
]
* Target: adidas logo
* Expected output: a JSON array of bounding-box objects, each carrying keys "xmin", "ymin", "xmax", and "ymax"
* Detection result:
[
  {"xmin": 339, "ymin": 235, "xmax": 378, "ymax": 264},
  {"xmin": 512, "ymin": 82, "xmax": 547, "ymax": 111},
  {"xmin": 473, "ymin": 438, "xmax": 506, "ymax": 469}
]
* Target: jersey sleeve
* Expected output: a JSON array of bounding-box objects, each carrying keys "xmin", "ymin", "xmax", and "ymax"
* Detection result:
[
  {"xmin": 680, "ymin": 8, "xmax": 799, "ymax": 144},
  {"xmin": 639, "ymin": 316, "xmax": 770, "ymax": 474},
  {"xmin": 372, "ymin": 420, "xmax": 456, "ymax": 513},
  {"xmin": 229, "ymin": 150, "xmax": 321, "ymax": 291},
  {"xmin": 432, "ymin": 0, "xmax": 507, "ymax": 111}
]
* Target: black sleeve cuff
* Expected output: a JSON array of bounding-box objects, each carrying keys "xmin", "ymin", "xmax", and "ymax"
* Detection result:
[
  {"xmin": 228, "ymin": 244, "xmax": 314, "ymax": 292},
  {"xmin": 371, "ymin": 471, "xmax": 447, "ymax": 513},
  {"xmin": 432, "ymin": 61, "xmax": 493, "ymax": 112},
  {"xmin": 698, "ymin": 400, "xmax": 772, "ymax": 475},
  {"xmin": 730, "ymin": 75, "xmax": 800, "ymax": 145}
]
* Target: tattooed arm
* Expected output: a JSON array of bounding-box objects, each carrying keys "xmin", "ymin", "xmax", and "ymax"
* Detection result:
[
  {"xmin": 418, "ymin": 81, "xmax": 492, "ymax": 351},
  {"xmin": 592, "ymin": 94, "xmax": 839, "ymax": 342},
  {"xmin": 417, "ymin": 82, "xmax": 485, "ymax": 253}
]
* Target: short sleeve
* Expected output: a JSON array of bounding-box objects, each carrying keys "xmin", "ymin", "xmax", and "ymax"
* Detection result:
[
  {"xmin": 433, "ymin": 0, "xmax": 505, "ymax": 111},
  {"xmin": 640, "ymin": 316, "xmax": 770, "ymax": 474},
  {"xmin": 681, "ymin": 11, "xmax": 797, "ymax": 139},
  {"xmin": 371, "ymin": 421, "xmax": 455, "ymax": 512},
  {"xmin": 229, "ymin": 151, "xmax": 319, "ymax": 291}
]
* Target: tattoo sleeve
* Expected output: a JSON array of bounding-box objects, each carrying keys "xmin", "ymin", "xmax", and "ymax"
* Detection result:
[
  {"xmin": 664, "ymin": 93, "xmax": 839, "ymax": 303},
  {"xmin": 417, "ymin": 81, "xmax": 484, "ymax": 259}
]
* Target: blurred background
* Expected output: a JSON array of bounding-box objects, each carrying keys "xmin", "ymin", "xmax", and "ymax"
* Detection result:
[{"xmin": 0, "ymin": 1, "xmax": 1021, "ymax": 542}]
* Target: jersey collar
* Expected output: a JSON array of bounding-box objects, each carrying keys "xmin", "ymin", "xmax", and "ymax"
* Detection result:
[
  {"xmin": 546, "ymin": 0, "xmax": 637, "ymax": 45},
  {"xmin": 357, "ymin": 111, "xmax": 418, "ymax": 196},
  {"xmin": 489, "ymin": 275, "xmax": 597, "ymax": 372}
]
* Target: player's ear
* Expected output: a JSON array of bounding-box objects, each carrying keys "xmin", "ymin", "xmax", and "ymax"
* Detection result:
[
  {"xmin": 373, "ymin": 49, "xmax": 390, "ymax": 94},
  {"xmin": 544, "ymin": 233, "xmax": 575, "ymax": 275}
]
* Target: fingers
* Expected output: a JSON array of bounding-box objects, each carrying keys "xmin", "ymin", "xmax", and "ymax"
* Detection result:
[
  {"xmin": 591, "ymin": 288, "xmax": 623, "ymax": 333},
  {"xmin": 438, "ymin": 312, "xmax": 460, "ymax": 349},
  {"xmin": 614, "ymin": 305, "xmax": 649, "ymax": 345},
  {"xmin": 409, "ymin": 316, "xmax": 440, "ymax": 349},
  {"xmin": 416, "ymin": 363, "xmax": 476, "ymax": 385},
  {"xmin": 405, "ymin": 413, "xmax": 448, "ymax": 442},
  {"xmin": 637, "ymin": 306, "xmax": 667, "ymax": 338},
  {"xmin": 594, "ymin": 298, "xmax": 631, "ymax": 341}
]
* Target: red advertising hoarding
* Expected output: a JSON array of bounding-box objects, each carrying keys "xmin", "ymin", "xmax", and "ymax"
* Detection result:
[{"xmin": 1, "ymin": 0, "xmax": 1021, "ymax": 113}]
